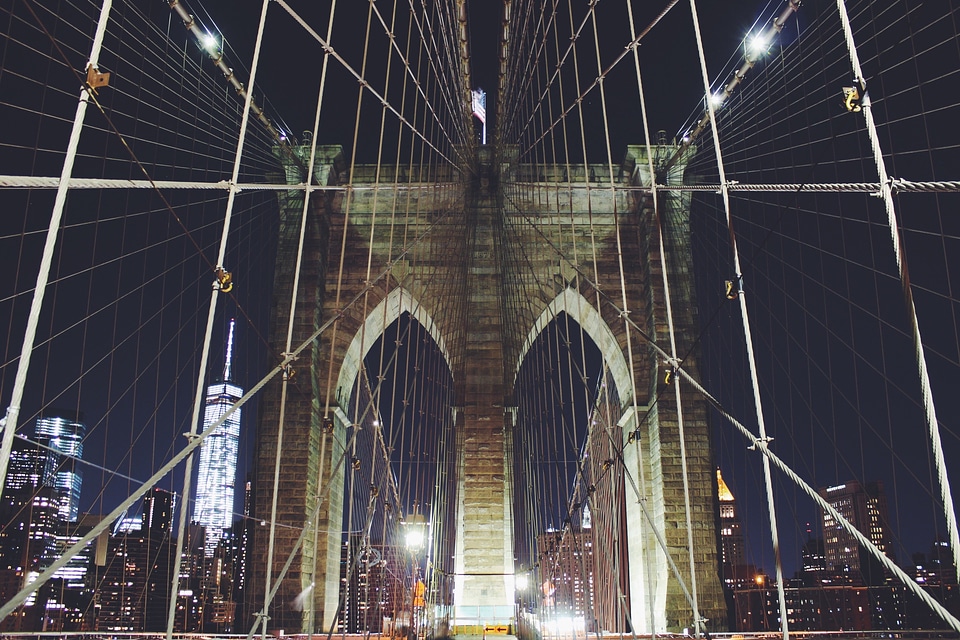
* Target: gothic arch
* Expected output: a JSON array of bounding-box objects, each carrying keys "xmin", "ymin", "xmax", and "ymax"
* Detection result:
[
  {"xmin": 336, "ymin": 286, "xmax": 452, "ymax": 407},
  {"xmin": 515, "ymin": 288, "xmax": 633, "ymax": 407}
]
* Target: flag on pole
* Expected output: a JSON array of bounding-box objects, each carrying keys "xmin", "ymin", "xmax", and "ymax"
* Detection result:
[{"xmin": 471, "ymin": 89, "xmax": 486, "ymax": 124}]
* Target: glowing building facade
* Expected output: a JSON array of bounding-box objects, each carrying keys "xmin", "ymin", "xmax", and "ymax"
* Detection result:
[
  {"xmin": 193, "ymin": 320, "xmax": 242, "ymax": 556},
  {"xmin": 34, "ymin": 410, "xmax": 86, "ymax": 522},
  {"xmin": 819, "ymin": 480, "xmax": 893, "ymax": 585}
]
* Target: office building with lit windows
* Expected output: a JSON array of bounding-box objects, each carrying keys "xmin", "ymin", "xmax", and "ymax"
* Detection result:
[
  {"xmin": 193, "ymin": 319, "xmax": 243, "ymax": 556},
  {"xmin": 0, "ymin": 438, "xmax": 60, "ymax": 579},
  {"xmin": 819, "ymin": 480, "xmax": 894, "ymax": 585},
  {"xmin": 34, "ymin": 410, "xmax": 86, "ymax": 522}
]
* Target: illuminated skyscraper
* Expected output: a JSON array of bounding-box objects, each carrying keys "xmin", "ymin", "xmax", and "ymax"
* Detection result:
[
  {"xmin": 819, "ymin": 480, "xmax": 894, "ymax": 585},
  {"xmin": 34, "ymin": 410, "xmax": 85, "ymax": 522},
  {"xmin": 194, "ymin": 319, "xmax": 243, "ymax": 556},
  {"xmin": 717, "ymin": 469, "xmax": 747, "ymax": 587}
]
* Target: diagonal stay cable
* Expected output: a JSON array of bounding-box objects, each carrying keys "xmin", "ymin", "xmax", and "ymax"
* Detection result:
[{"xmin": 0, "ymin": 189, "xmax": 466, "ymax": 620}]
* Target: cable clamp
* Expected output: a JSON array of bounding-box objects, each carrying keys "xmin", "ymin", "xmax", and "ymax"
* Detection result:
[
  {"xmin": 717, "ymin": 179, "xmax": 738, "ymax": 194},
  {"xmin": 841, "ymin": 79, "xmax": 866, "ymax": 112},
  {"xmin": 724, "ymin": 275, "xmax": 743, "ymax": 300},
  {"xmin": 214, "ymin": 266, "xmax": 233, "ymax": 292},
  {"xmin": 254, "ymin": 611, "xmax": 270, "ymax": 622},
  {"xmin": 748, "ymin": 435, "xmax": 773, "ymax": 451},
  {"xmin": 85, "ymin": 65, "xmax": 111, "ymax": 95},
  {"xmin": 280, "ymin": 353, "xmax": 297, "ymax": 381},
  {"xmin": 664, "ymin": 358, "xmax": 680, "ymax": 385},
  {"xmin": 183, "ymin": 432, "xmax": 201, "ymax": 442}
]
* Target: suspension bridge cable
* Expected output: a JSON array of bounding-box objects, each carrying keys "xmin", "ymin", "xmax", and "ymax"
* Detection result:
[
  {"xmin": 833, "ymin": 0, "xmax": 960, "ymax": 585},
  {"xmin": 0, "ymin": 0, "xmax": 113, "ymax": 504},
  {"xmin": 627, "ymin": 0, "xmax": 703, "ymax": 631},
  {"xmin": 167, "ymin": 0, "xmax": 272, "ymax": 634},
  {"xmin": 688, "ymin": 0, "xmax": 790, "ymax": 635}
]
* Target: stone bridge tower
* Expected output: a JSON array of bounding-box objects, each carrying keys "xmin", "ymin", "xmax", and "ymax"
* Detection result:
[{"xmin": 249, "ymin": 142, "xmax": 725, "ymax": 634}]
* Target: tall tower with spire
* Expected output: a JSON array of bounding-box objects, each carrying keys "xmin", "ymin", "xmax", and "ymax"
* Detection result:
[{"xmin": 194, "ymin": 319, "xmax": 243, "ymax": 555}]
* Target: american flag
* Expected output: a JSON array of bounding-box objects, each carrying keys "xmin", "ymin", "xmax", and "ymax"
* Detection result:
[{"xmin": 471, "ymin": 89, "xmax": 486, "ymax": 124}]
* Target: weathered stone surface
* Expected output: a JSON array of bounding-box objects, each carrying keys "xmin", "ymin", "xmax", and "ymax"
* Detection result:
[{"xmin": 251, "ymin": 143, "xmax": 725, "ymax": 634}]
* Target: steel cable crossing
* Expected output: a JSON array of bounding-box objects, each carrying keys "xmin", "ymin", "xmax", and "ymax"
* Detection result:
[
  {"xmin": 2, "ymin": 0, "xmax": 960, "ymax": 635},
  {"xmin": 0, "ymin": 0, "xmax": 474, "ymax": 631}
]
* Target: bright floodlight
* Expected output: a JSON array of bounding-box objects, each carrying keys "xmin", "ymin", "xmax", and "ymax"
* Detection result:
[
  {"xmin": 709, "ymin": 92, "xmax": 725, "ymax": 108},
  {"xmin": 202, "ymin": 32, "xmax": 219, "ymax": 52},
  {"xmin": 405, "ymin": 513, "xmax": 427, "ymax": 550},
  {"xmin": 748, "ymin": 33, "xmax": 770, "ymax": 56},
  {"xmin": 405, "ymin": 527, "xmax": 425, "ymax": 550},
  {"xmin": 515, "ymin": 574, "xmax": 529, "ymax": 591}
]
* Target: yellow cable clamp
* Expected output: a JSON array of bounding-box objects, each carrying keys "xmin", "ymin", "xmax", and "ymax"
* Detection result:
[
  {"xmin": 214, "ymin": 266, "xmax": 233, "ymax": 292},
  {"xmin": 842, "ymin": 86, "xmax": 862, "ymax": 113},
  {"xmin": 725, "ymin": 279, "xmax": 738, "ymax": 300}
]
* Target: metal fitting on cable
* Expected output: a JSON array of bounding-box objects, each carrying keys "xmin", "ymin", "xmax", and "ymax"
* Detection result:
[{"xmin": 214, "ymin": 266, "xmax": 233, "ymax": 292}]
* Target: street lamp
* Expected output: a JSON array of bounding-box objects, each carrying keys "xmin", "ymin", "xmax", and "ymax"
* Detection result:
[
  {"xmin": 405, "ymin": 513, "xmax": 427, "ymax": 552},
  {"xmin": 515, "ymin": 574, "xmax": 529, "ymax": 592},
  {"xmin": 402, "ymin": 511, "xmax": 428, "ymax": 640}
]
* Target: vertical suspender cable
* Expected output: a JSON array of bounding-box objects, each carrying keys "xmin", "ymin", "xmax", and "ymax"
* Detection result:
[
  {"xmin": 833, "ymin": 0, "xmax": 960, "ymax": 584},
  {"xmin": 668, "ymin": 360, "xmax": 960, "ymax": 632},
  {"xmin": 686, "ymin": 1, "xmax": 788, "ymax": 637},
  {"xmin": 302, "ymin": 0, "xmax": 340, "ymax": 633},
  {"xmin": 339, "ymin": 3, "xmax": 377, "ymax": 630},
  {"xmin": 624, "ymin": 0, "xmax": 702, "ymax": 633},
  {"xmin": 561, "ymin": 0, "xmax": 656, "ymax": 626},
  {"xmin": 0, "ymin": 0, "xmax": 113, "ymax": 496},
  {"xmin": 168, "ymin": 1, "xmax": 273, "ymax": 636}
]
